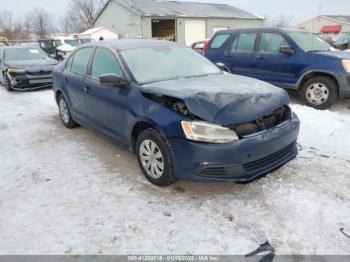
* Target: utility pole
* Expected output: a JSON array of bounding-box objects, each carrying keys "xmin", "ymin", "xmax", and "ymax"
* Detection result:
[{"xmin": 318, "ymin": 5, "xmax": 322, "ymax": 17}]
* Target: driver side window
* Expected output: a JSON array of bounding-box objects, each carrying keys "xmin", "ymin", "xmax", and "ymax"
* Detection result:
[
  {"xmin": 259, "ymin": 33, "xmax": 289, "ymax": 53},
  {"xmin": 90, "ymin": 48, "xmax": 123, "ymax": 79}
]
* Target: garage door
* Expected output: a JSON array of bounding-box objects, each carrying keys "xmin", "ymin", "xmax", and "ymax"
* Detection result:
[{"xmin": 185, "ymin": 19, "xmax": 206, "ymax": 46}]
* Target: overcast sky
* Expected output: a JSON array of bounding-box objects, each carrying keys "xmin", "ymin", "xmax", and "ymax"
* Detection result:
[{"xmin": 1, "ymin": 0, "xmax": 350, "ymax": 26}]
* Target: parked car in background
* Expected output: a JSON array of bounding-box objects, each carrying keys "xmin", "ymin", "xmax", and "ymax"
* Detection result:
[
  {"xmin": 0, "ymin": 46, "xmax": 58, "ymax": 91},
  {"xmin": 53, "ymin": 39, "xmax": 300, "ymax": 186},
  {"xmin": 191, "ymin": 39, "xmax": 209, "ymax": 53},
  {"xmin": 39, "ymin": 37, "xmax": 93, "ymax": 61},
  {"xmin": 334, "ymin": 35, "xmax": 350, "ymax": 50},
  {"xmin": 318, "ymin": 35, "xmax": 334, "ymax": 46},
  {"xmin": 204, "ymin": 28, "xmax": 350, "ymax": 110}
]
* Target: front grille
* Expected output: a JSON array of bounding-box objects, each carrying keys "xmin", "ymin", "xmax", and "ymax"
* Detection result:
[
  {"xmin": 27, "ymin": 70, "xmax": 52, "ymax": 76},
  {"xmin": 243, "ymin": 142, "xmax": 296, "ymax": 172},
  {"xmin": 228, "ymin": 106, "xmax": 292, "ymax": 138}
]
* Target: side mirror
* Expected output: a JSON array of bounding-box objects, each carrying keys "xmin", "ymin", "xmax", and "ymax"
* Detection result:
[
  {"xmin": 216, "ymin": 62, "xmax": 231, "ymax": 73},
  {"xmin": 99, "ymin": 74, "xmax": 127, "ymax": 88},
  {"xmin": 280, "ymin": 46, "xmax": 295, "ymax": 56}
]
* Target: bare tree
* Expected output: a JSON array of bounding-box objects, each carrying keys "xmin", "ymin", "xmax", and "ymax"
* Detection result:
[
  {"xmin": 0, "ymin": 10, "xmax": 14, "ymax": 39},
  {"xmin": 264, "ymin": 14, "xmax": 293, "ymax": 28},
  {"xmin": 26, "ymin": 8, "xmax": 53, "ymax": 39},
  {"xmin": 62, "ymin": 0, "xmax": 107, "ymax": 33}
]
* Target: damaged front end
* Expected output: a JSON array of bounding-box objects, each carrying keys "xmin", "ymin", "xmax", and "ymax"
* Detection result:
[
  {"xmin": 143, "ymin": 93, "xmax": 199, "ymax": 119},
  {"xmin": 5, "ymin": 67, "xmax": 53, "ymax": 91}
]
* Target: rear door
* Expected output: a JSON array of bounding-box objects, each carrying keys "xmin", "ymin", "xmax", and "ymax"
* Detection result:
[
  {"xmin": 223, "ymin": 31, "xmax": 258, "ymax": 78},
  {"xmin": 255, "ymin": 31, "xmax": 298, "ymax": 87},
  {"xmin": 84, "ymin": 47, "xmax": 130, "ymax": 141},
  {"xmin": 63, "ymin": 47, "xmax": 94, "ymax": 122}
]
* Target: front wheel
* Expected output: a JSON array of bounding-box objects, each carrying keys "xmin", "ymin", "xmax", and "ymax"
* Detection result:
[
  {"xmin": 300, "ymin": 76, "xmax": 337, "ymax": 110},
  {"xmin": 57, "ymin": 94, "xmax": 78, "ymax": 129},
  {"xmin": 136, "ymin": 128, "xmax": 176, "ymax": 187}
]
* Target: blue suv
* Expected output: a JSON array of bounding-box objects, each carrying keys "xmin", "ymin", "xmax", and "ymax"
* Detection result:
[{"xmin": 204, "ymin": 28, "xmax": 350, "ymax": 110}]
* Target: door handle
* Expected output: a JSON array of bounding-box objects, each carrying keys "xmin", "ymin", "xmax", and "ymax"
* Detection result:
[
  {"xmin": 64, "ymin": 78, "xmax": 68, "ymax": 83},
  {"xmin": 84, "ymin": 86, "xmax": 90, "ymax": 93},
  {"xmin": 256, "ymin": 55, "xmax": 265, "ymax": 60}
]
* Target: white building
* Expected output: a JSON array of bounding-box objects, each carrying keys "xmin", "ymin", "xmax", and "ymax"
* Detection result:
[
  {"xmin": 297, "ymin": 15, "xmax": 350, "ymax": 37},
  {"xmin": 75, "ymin": 27, "xmax": 119, "ymax": 40},
  {"xmin": 93, "ymin": 0, "xmax": 264, "ymax": 46}
]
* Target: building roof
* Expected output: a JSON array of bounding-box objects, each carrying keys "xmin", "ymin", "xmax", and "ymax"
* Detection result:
[
  {"xmin": 79, "ymin": 27, "xmax": 104, "ymax": 35},
  {"xmin": 95, "ymin": 0, "xmax": 263, "ymax": 22},
  {"xmin": 322, "ymin": 15, "xmax": 350, "ymax": 25}
]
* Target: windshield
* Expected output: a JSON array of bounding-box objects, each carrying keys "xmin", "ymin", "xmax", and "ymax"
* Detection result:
[
  {"xmin": 64, "ymin": 39, "xmax": 80, "ymax": 47},
  {"xmin": 288, "ymin": 31, "xmax": 330, "ymax": 52},
  {"xmin": 4, "ymin": 47, "xmax": 48, "ymax": 61},
  {"xmin": 121, "ymin": 46, "xmax": 221, "ymax": 84}
]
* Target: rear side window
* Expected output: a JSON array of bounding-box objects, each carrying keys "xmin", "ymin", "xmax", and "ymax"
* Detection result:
[
  {"xmin": 259, "ymin": 33, "xmax": 289, "ymax": 53},
  {"xmin": 210, "ymin": 34, "xmax": 230, "ymax": 49},
  {"xmin": 71, "ymin": 47, "xmax": 93, "ymax": 75},
  {"xmin": 230, "ymin": 32, "xmax": 257, "ymax": 52},
  {"xmin": 91, "ymin": 48, "xmax": 123, "ymax": 78}
]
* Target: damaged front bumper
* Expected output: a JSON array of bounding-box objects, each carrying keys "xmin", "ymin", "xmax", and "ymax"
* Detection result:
[
  {"xmin": 168, "ymin": 114, "xmax": 300, "ymax": 182},
  {"xmin": 5, "ymin": 68, "xmax": 53, "ymax": 91}
]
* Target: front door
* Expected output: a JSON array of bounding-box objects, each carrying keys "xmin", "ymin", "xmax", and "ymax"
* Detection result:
[
  {"xmin": 254, "ymin": 32, "xmax": 298, "ymax": 87},
  {"xmin": 85, "ymin": 47, "xmax": 131, "ymax": 142}
]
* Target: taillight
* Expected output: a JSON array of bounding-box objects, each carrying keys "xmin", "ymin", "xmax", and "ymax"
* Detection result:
[{"xmin": 202, "ymin": 39, "xmax": 211, "ymax": 55}]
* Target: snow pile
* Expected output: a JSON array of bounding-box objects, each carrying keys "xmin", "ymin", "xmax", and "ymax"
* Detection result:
[{"xmin": 0, "ymin": 88, "xmax": 349, "ymax": 255}]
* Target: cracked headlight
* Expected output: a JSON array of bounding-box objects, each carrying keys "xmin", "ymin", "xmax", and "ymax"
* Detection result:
[
  {"xmin": 7, "ymin": 68, "xmax": 26, "ymax": 74},
  {"xmin": 342, "ymin": 60, "xmax": 350, "ymax": 73},
  {"xmin": 181, "ymin": 121, "xmax": 239, "ymax": 144}
]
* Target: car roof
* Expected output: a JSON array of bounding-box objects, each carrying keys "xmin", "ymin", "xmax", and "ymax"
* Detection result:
[
  {"xmin": 216, "ymin": 27, "xmax": 308, "ymax": 34},
  {"xmin": 83, "ymin": 39, "xmax": 179, "ymax": 51}
]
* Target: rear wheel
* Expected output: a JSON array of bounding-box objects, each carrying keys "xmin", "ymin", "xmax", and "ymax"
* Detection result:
[
  {"xmin": 136, "ymin": 128, "xmax": 176, "ymax": 187},
  {"xmin": 57, "ymin": 94, "xmax": 78, "ymax": 128},
  {"xmin": 300, "ymin": 76, "xmax": 337, "ymax": 110}
]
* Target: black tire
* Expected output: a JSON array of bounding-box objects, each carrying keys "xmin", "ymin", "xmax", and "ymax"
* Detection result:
[
  {"xmin": 3, "ymin": 73, "xmax": 13, "ymax": 91},
  {"xmin": 136, "ymin": 128, "xmax": 176, "ymax": 187},
  {"xmin": 57, "ymin": 94, "xmax": 78, "ymax": 129},
  {"xmin": 300, "ymin": 76, "xmax": 338, "ymax": 110}
]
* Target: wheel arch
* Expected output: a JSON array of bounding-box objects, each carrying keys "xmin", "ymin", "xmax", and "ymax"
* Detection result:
[
  {"xmin": 130, "ymin": 120, "xmax": 170, "ymax": 153},
  {"xmin": 55, "ymin": 90, "xmax": 63, "ymax": 104},
  {"xmin": 131, "ymin": 121, "xmax": 155, "ymax": 152},
  {"xmin": 297, "ymin": 70, "xmax": 339, "ymax": 96}
]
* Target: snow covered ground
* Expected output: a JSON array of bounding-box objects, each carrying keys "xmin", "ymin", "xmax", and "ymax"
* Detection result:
[{"xmin": 0, "ymin": 86, "xmax": 349, "ymax": 255}]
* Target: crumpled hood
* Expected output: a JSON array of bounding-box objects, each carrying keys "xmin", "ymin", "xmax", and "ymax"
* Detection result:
[
  {"xmin": 5, "ymin": 58, "xmax": 58, "ymax": 71},
  {"xmin": 141, "ymin": 74, "xmax": 289, "ymax": 126}
]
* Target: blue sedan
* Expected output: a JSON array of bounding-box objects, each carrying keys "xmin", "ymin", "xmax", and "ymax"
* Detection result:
[{"xmin": 53, "ymin": 39, "xmax": 300, "ymax": 186}]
